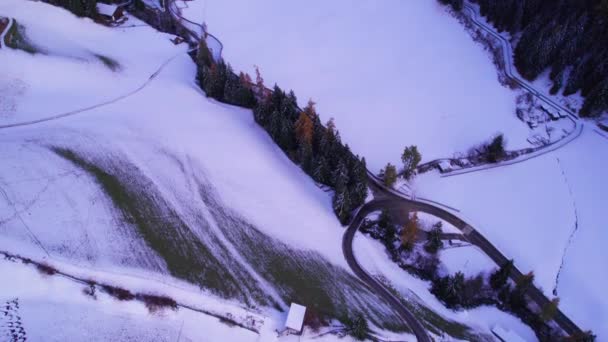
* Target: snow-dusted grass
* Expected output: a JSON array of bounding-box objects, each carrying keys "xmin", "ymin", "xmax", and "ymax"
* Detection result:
[
  {"xmin": 353, "ymin": 232, "xmax": 537, "ymax": 341},
  {"xmin": 0, "ymin": 0, "xmax": 409, "ymax": 335},
  {"xmin": 415, "ymin": 127, "xmax": 608, "ymax": 338},
  {"xmin": 181, "ymin": 0, "xmax": 531, "ymax": 170},
  {"xmin": 0, "ymin": 257, "xmax": 260, "ymax": 342}
]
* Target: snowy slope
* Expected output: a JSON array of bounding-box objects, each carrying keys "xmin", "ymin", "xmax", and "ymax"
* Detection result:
[
  {"xmin": 181, "ymin": 0, "xmax": 531, "ymax": 170},
  {"xmin": 0, "ymin": 0, "xmax": 407, "ymax": 336},
  {"xmin": 0, "ymin": 257, "xmax": 260, "ymax": 342},
  {"xmin": 415, "ymin": 127, "xmax": 608, "ymax": 338}
]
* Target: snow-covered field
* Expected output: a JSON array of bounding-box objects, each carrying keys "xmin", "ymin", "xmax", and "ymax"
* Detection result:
[
  {"xmin": 180, "ymin": 0, "xmax": 532, "ymax": 171},
  {"xmin": 415, "ymin": 127, "xmax": 608, "ymax": 338},
  {"xmin": 0, "ymin": 257, "xmax": 260, "ymax": 342},
  {"xmin": 440, "ymin": 246, "xmax": 495, "ymax": 278}
]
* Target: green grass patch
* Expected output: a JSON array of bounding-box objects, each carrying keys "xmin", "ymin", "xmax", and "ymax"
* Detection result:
[
  {"xmin": 95, "ymin": 54, "xmax": 121, "ymax": 71},
  {"xmin": 5, "ymin": 19, "xmax": 39, "ymax": 54},
  {"xmin": 197, "ymin": 178, "xmax": 409, "ymax": 333},
  {"xmin": 50, "ymin": 147, "xmax": 272, "ymax": 307}
]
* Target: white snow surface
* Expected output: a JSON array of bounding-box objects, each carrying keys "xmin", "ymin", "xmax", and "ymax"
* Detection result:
[
  {"xmin": 440, "ymin": 246, "xmax": 495, "ymax": 278},
  {"xmin": 0, "ymin": 258, "xmax": 259, "ymax": 342},
  {"xmin": 417, "ymin": 211, "xmax": 461, "ymax": 234},
  {"xmin": 415, "ymin": 126, "xmax": 608, "ymax": 338},
  {"xmin": 353, "ymin": 232, "xmax": 537, "ymax": 341},
  {"xmin": 180, "ymin": 0, "xmax": 531, "ymax": 171}
]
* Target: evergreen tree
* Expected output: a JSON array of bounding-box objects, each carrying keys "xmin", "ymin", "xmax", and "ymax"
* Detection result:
[
  {"xmin": 541, "ymin": 297, "xmax": 560, "ymax": 322},
  {"xmin": 486, "ymin": 134, "xmax": 505, "ymax": 163},
  {"xmin": 432, "ymin": 272, "xmax": 465, "ymax": 308},
  {"xmin": 381, "ymin": 163, "xmax": 398, "ymax": 187},
  {"xmin": 202, "ymin": 61, "xmax": 227, "ymax": 100},
  {"xmin": 490, "ymin": 259, "xmax": 514, "ymax": 290},
  {"xmin": 312, "ymin": 155, "xmax": 329, "ymax": 184},
  {"xmin": 268, "ymin": 110, "xmax": 282, "ymax": 141},
  {"xmin": 378, "ymin": 210, "xmax": 392, "ymax": 229},
  {"xmin": 332, "ymin": 185, "xmax": 352, "ymax": 224},
  {"xmin": 196, "ymin": 38, "xmax": 213, "ymax": 68},
  {"xmin": 348, "ymin": 157, "xmax": 368, "ymax": 206},
  {"xmin": 401, "ymin": 145, "xmax": 422, "ymax": 180},
  {"xmin": 278, "ymin": 117, "xmax": 295, "ymax": 152},
  {"xmin": 515, "ymin": 271, "xmax": 535, "ymax": 293},
  {"xmin": 253, "ymin": 96, "xmax": 272, "ymax": 126},
  {"xmin": 344, "ymin": 314, "xmax": 369, "ymax": 341},
  {"xmin": 424, "ymin": 222, "xmax": 443, "ymax": 254}
]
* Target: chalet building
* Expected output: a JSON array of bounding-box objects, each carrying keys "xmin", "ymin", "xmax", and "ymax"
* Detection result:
[
  {"xmin": 97, "ymin": 3, "xmax": 124, "ymax": 23},
  {"xmin": 284, "ymin": 303, "xmax": 306, "ymax": 335}
]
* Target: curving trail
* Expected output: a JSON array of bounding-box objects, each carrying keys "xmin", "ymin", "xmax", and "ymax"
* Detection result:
[
  {"xmin": 0, "ymin": 50, "xmax": 189, "ymax": 130},
  {"xmin": 0, "ymin": 0, "xmax": 200, "ymax": 131}
]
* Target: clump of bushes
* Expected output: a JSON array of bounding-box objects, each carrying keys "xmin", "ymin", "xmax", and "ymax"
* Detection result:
[
  {"xmin": 467, "ymin": 133, "xmax": 506, "ymax": 163},
  {"xmin": 101, "ymin": 284, "xmax": 135, "ymax": 301},
  {"xmin": 137, "ymin": 293, "xmax": 178, "ymax": 313},
  {"xmin": 35, "ymin": 263, "xmax": 57, "ymax": 276},
  {"xmin": 343, "ymin": 313, "xmax": 369, "ymax": 341},
  {"xmin": 303, "ymin": 308, "xmax": 328, "ymax": 332}
]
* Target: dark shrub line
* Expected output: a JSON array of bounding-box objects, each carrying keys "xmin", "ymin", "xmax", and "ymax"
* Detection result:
[{"xmin": 0, "ymin": 250, "xmax": 259, "ymax": 330}]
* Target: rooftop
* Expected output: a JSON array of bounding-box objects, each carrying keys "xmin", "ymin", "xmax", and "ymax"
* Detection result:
[
  {"xmin": 285, "ymin": 303, "xmax": 306, "ymax": 332},
  {"xmin": 97, "ymin": 3, "xmax": 118, "ymax": 16}
]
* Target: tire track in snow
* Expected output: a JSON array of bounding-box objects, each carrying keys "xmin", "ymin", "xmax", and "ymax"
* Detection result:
[
  {"xmin": 0, "ymin": 298, "xmax": 26, "ymax": 342},
  {"xmin": 552, "ymin": 157, "xmax": 579, "ymax": 297},
  {"xmin": 0, "ymin": 48, "xmax": 192, "ymax": 130}
]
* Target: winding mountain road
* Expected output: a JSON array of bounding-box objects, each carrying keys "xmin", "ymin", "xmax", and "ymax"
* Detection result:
[
  {"xmin": 342, "ymin": 174, "xmax": 584, "ymax": 338},
  {"xmin": 343, "ymin": 199, "xmax": 432, "ymax": 342},
  {"xmin": 463, "ymin": 2, "xmax": 577, "ymax": 121}
]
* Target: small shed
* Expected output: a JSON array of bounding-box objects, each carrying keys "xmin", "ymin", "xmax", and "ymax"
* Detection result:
[
  {"xmin": 285, "ymin": 303, "xmax": 307, "ymax": 334},
  {"xmin": 437, "ymin": 160, "xmax": 452, "ymax": 173},
  {"xmin": 97, "ymin": 3, "xmax": 124, "ymax": 22}
]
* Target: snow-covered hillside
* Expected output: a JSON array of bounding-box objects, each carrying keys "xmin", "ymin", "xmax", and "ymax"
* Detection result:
[
  {"xmin": 0, "ymin": 0, "xmax": 411, "ymax": 338},
  {"xmin": 181, "ymin": 0, "xmax": 531, "ymax": 171}
]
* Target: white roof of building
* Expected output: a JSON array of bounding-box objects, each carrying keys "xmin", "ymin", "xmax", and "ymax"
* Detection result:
[
  {"xmin": 438, "ymin": 160, "xmax": 452, "ymax": 172},
  {"xmin": 285, "ymin": 303, "xmax": 306, "ymax": 332},
  {"xmin": 97, "ymin": 3, "xmax": 118, "ymax": 16}
]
